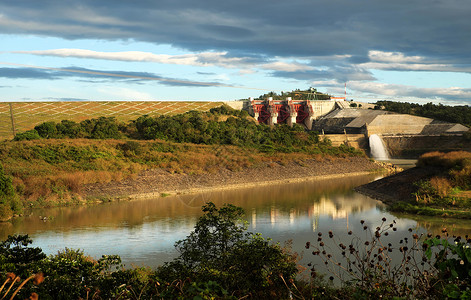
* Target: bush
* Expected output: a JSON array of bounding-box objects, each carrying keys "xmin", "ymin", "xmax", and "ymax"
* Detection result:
[
  {"xmin": 13, "ymin": 130, "xmax": 41, "ymax": 141},
  {"xmin": 34, "ymin": 122, "xmax": 58, "ymax": 139},
  {"xmin": 0, "ymin": 163, "xmax": 21, "ymax": 219},
  {"xmin": 157, "ymin": 202, "xmax": 298, "ymax": 298}
]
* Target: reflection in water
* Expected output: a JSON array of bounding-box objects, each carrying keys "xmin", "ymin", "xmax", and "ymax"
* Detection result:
[{"xmin": 1, "ymin": 173, "xmax": 470, "ymax": 269}]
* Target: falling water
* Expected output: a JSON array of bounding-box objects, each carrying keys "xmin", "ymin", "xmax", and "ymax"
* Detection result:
[{"xmin": 369, "ymin": 134, "xmax": 390, "ymax": 160}]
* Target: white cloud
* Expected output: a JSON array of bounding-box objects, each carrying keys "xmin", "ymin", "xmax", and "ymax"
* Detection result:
[
  {"xmin": 16, "ymin": 49, "xmax": 223, "ymax": 66},
  {"xmin": 363, "ymin": 50, "xmax": 471, "ymax": 73},
  {"xmin": 348, "ymin": 81, "xmax": 471, "ymax": 102},
  {"xmin": 15, "ymin": 48, "xmax": 318, "ymax": 74},
  {"xmin": 368, "ymin": 50, "xmax": 424, "ymax": 63}
]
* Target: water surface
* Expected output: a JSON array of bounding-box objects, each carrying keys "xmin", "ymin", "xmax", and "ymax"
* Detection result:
[{"xmin": 1, "ymin": 173, "xmax": 470, "ymax": 270}]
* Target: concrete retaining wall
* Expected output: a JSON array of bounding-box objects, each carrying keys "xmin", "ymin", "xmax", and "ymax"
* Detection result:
[
  {"xmin": 323, "ymin": 134, "xmax": 368, "ymax": 150},
  {"xmin": 383, "ymin": 135, "xmax": 471, "ymax": 158}
]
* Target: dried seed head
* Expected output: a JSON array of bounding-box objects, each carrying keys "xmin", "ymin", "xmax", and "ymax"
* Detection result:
[
  {"xmin": 29, "ymin": 293, "xmax": 39, "ymax": 300},
  {"xmin": 6, "ymin": 273, "xmax": 16, "ymax": 281},
  {"xmin": 33, "ymin": 272, "xmax": 45, "ymax": 285}
]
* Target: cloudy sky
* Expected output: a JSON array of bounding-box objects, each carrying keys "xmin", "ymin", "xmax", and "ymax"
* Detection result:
[{"xmin": 1, "ymin": 0, "xmax": 470, "ymax": 104}]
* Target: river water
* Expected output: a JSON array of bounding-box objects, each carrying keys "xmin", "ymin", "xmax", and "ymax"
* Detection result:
[{"xmin": 1, "ymin": 173, "xmax": 470, "ymax": 271}]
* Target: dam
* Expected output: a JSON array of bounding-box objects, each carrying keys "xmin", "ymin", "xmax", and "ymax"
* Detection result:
[{"xmin": 243, "ymin": 97, "xmax": 470, "ymax": 157}]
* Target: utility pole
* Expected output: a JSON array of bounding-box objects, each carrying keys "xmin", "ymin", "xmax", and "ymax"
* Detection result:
[{"xmin": 9, "ymin": 103, "xmax": 16, "ymax": 138}]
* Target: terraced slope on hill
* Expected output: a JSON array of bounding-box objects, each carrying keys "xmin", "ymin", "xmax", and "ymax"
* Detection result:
[{"xmin": 0, "ymin": 101, "xmax": 224, "ymax": 140}]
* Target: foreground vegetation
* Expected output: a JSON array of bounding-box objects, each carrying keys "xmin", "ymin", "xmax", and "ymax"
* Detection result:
[
  {"xmin": 1, "ymin": 203, "xmax": 470, "ymax": 299},
  {"xmin": 390, "ymin": 151, "xmax": 471, "ymax": 218}
]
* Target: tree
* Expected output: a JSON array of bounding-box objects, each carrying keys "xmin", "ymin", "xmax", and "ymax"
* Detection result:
[
  {"xmin": 34, "ymin": 122, "xmax": 58, "ymax": 138},
  {"xmin": 158, "ymin": 202, "xmax": 298, "ymax": 298}
]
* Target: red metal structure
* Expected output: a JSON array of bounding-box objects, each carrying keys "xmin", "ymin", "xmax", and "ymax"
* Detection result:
[
  {"xmin": 251, "ymin": 99, "xmax": 270, "ymax": 124},
  {"xmin": 270, "ymin": 100, "xmax": 290, "ymax": 124},
  {"xmin": 250, "ymin": 98, "xmax": 313, "ymax": 126}
]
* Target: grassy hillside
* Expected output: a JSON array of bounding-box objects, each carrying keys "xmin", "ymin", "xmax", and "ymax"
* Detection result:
[{"xmin": 0, "ymin": 101, "xmax": 224, "ymax": 140}]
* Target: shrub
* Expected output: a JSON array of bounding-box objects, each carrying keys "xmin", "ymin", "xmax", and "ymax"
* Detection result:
[
  {"xmin": 0, "ymin": 163, "xmax": 21, "ymax": 219},
  {"xmin": 13, "ymin": 130, "xmax": 41, "ymax": 141},
  {"xmin": 157, "ymin": 202, "xmax": 298, "ymax": 298},
  {"xmin": 34, "ymin": 122, "xmax": 58, "ymax": 138}
]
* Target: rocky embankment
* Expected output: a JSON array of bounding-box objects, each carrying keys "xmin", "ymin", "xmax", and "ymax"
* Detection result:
[{"xmin": 83, "ymin": 156, "xmax": 381, "ymax": 201}]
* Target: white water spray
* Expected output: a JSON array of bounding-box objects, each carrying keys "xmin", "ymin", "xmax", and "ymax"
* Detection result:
[{"xmin": 369, "ymin": 134, "xmax": 390, "ymax": 160}]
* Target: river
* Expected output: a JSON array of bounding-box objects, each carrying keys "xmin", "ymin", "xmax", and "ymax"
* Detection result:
[{"xmin": 1, "ymin": 173, "xmax": 470, "ymax": 272}]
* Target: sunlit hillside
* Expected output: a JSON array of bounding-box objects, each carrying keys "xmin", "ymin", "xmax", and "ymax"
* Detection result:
[{"xmin": 0, "ymin": 101, "xmax": 224, "ymax": 140}]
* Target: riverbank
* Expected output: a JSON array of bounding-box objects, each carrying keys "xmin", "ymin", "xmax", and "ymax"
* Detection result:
[
  {"xmin": 355, "ymin": 151, "xmax": 471, "ymax": 219},
  {"xmin": 83, "ymin": 156, "xmax": 382, "ymax": 201}
]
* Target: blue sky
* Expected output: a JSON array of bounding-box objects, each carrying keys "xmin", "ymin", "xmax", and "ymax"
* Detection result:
[{"xmin": 0, "ymin": 0, "xmax": 470, "ymax": 104}]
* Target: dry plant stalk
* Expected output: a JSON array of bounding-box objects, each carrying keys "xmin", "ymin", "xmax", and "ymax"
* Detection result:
[{"xmin": 0, "ymin": 272, "xmax": 44, "ymax": 300}]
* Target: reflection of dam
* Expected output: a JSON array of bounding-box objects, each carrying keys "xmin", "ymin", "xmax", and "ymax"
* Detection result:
[{"xmin": 250, "ymin": 192, "xmax": 380, "ymax": 232}]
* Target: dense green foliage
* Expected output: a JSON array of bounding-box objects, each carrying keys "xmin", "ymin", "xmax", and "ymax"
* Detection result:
[
  {"xmin": 14, "ymin": 117, "xmax": 123, "ymax": 141},
  {"xmin": 376, "ymin": 100, "xmax": 471, "ymax": 127},
  {"xmin": 133, "ymin": 110, "xmax": 322, "ymax": 153},
  {"xmin": 157, "ymin": 202, "xmax": 298, "ymax": 298},
  {"xmin": 0, "ymin": 163, "xmax": 22, "ymax": 220}
]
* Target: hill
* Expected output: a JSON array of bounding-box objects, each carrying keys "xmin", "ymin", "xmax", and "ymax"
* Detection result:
[{"xmin": 0, "ymin": 101, "xmax": 224, "ymax": 140}]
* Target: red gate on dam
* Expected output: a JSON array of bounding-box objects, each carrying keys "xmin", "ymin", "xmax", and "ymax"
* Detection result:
[{"xmin": 249, "ymin": 97, "xmax": 316, "ymax": 129}]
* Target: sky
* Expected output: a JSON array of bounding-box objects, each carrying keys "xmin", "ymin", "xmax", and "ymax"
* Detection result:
[{"xmin": 0, "ymin": 0, "xmax": 470, "ymax": 104}]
